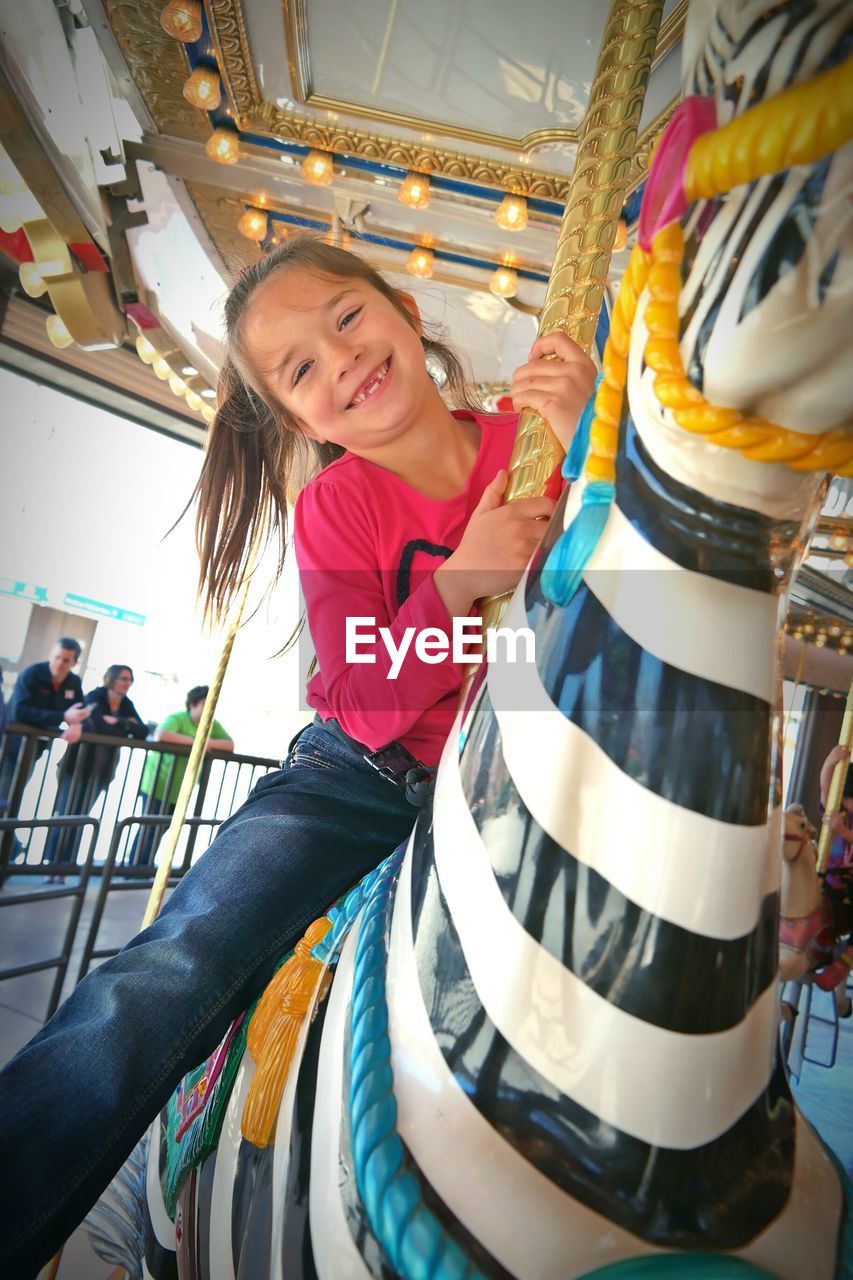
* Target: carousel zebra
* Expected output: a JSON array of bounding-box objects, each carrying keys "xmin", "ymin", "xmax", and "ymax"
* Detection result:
[{"xmin": 87, "ymin": 2, "xmax": 853, "ymax": 1276}]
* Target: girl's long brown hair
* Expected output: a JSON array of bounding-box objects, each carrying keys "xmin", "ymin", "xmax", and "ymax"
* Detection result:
[{"xmin": 194, "ymin": 237, "xmax": 475, "ymax": 623}]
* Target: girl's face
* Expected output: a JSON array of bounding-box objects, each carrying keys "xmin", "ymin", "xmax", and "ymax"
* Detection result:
[
  {"xmin": 111, "ymin": 670, "xmax": 133, "ymax": 693},
  {"xmin": 240, "ymin": 269, "xmax": 432, "ymax": 459}
]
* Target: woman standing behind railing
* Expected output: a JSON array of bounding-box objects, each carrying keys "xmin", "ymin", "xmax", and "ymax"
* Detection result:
[{"xmin": 43, "ymin": 664, "xmax": 148, "ymax": 880}]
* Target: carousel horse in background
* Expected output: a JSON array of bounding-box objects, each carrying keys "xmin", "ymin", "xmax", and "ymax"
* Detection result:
[
  {"xmin": 88, "ymin": 2, "xmax": 853, "ymax": 1277},
  {"xmin": 779, "ymin": 805, "xmax": 853, "ymax": 1017}
]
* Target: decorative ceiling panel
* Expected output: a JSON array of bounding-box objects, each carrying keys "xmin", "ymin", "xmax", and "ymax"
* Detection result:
[{"xmin": 284, "ymin": 0, "xmax": 605, "ymax": 148}]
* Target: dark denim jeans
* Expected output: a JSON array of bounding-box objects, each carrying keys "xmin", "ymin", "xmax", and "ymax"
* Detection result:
[{"xmin": 0, "ymin": 719, "xmax": 417, "ymax": 1278}]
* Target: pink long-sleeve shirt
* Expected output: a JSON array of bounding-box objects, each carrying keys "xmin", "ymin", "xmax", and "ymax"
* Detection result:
[{"xmin": 294, "ymin": 409, "xmax": 518, "ymax": 765}]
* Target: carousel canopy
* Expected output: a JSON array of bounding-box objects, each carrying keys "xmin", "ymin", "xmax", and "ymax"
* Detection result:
[{"xmin": 0, "ymin": 0, "xmax": 849, "ymax": 673}]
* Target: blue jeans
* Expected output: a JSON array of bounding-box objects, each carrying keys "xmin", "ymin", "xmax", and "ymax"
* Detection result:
[
  {"xmin": 126, "ymin": 792, "xmax": 176, "ymax": 867},
  {"xmin": 0, "ymin": 719, "xmax": 418, "ymax": 1277},
  {"xmin": 42, "ymin": 745, "xmax": 111, "ymax": 867}
]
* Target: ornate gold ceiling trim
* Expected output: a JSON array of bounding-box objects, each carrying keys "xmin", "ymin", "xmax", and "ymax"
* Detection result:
[
  {"xmin": 280, "ymin": 0, "xmax": 685, "ymax": 155},
  {"xmin": 654, "ymin": 0, "xmax": 688, "ymax": 66},
  {"xmin": 109, "ymin": 3, "xmax": 672, "ymax": 211},
  {"xmin": 246, "ymin": 103, "xmax": 575, "ymax": 199},
  {"xmin": 205, "ymin": 0, "xmax": 575, "ymax": 197},
  {"xmin": 103, "ymin": 0, "xmax": 208, "ymax": 141},
  {"xmin": 625, "ymin": 95, "xmax": 680, "ymax": 194},
  {"xmin": 184, "ymin": 182, "xmax": 259, "ymax": 277}
]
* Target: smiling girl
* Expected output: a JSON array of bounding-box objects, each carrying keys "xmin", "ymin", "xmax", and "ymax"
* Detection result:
[{"xmin": 0, "ymin": 237, "xmax": 595, "ymax": 1276}]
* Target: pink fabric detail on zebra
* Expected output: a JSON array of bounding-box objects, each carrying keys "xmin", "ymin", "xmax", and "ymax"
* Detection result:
[{"xmin": 638, "ymin": 96, "xmax": 718, "ymax": 252}]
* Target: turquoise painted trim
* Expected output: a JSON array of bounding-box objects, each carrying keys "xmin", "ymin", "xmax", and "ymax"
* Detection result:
[
  {"xmin": 540, "ymin": 479, "xmax": 615, "ymax": 607},
  {"xmin": 310, "ymin": 854, "xmax": 396, "ymax": 965},
  {"xmin": 347, "ymin": 848, "xmax": 486, "ymax": 1279},
  {"xmin": 563, "ymin": 376, "xmax": 601, "ymax": 482}
]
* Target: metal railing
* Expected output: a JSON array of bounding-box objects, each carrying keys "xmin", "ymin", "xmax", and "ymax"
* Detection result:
[
  {"xmin": 0, "ymin": 816, "xmax": 100, "ymax": 1018},
  {"xmin": 0, "ymin": 722, "xmax": 279, "ymax": 872},
  {"xmin": 0, "ymin": 723, "xmax": 281, "ymax": 1014}
]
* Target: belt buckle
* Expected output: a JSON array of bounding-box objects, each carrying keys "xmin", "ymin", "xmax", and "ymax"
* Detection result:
[{"xmin": 363, "ymin": 741, "xmax": 423, "ymax": 788}]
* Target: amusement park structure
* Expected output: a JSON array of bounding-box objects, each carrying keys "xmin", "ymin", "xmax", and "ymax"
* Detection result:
[{"xmin": 0, "ymin": 0, "xmax": 852, "ymax": 1277}]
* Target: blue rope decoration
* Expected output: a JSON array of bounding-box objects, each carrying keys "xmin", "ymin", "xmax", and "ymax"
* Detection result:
[
  {"xmin": 310, "ymin": 853, "xmax": 397, "ymax": 965},
  {"xmin": 540, "ymin": 375, "xmax": 616, "ymax": 609},
  {"xmin": 564, "ymin": 374, "xmax": 601, "ymax": 483},
  {"xmin": 347, "ymin": 848, "xmax": 486, "ymax": 1280}
]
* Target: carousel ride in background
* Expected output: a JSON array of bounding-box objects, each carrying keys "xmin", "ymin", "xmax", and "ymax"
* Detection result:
[{"xmin": 2, "ymin": 1, "xmax": 853, "ymax": 1277}]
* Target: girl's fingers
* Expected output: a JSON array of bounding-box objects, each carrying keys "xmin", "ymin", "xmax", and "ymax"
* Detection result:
[
  {"xmin": 528, "ymin": 332, "xmax": 595, "ymax": 368},
  {"xmin": 510, "ymin": 388, "xmax": 558, "ymax": 414},
  {"xmin": 507, "ymin": 360, "xmax": 594, "ymax": 389},
  {"xmin": 510, "ymin": 375, "xmax": 592, "ymax": 401}
]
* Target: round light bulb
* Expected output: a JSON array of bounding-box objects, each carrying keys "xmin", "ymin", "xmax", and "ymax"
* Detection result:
[
  {"xmin": 136, "ymin": 333, "xmax": 156, "ymax": 363},
  {"xmin": 205, "ymin": 128, "xmax": 240, "ymax": 165},
  {"xmin": 202, "ymin": 403, "xmax": 216, "ymax": 423},
  {"xmin": 159, "ymin": 0, "xmax": 203, "ymax": 42},
  {"xmin": 398, "ymin": 172, "xmax": 430, "ymax": 210},
  {"xmin": 153, "ymin": 357, "xmax": 171, "ymax": 380},
  {"xmin": 186, "ymin": 391, "xmax": 204, "ymax": 412},
  {"xmin": 301, "ymin": 150, "xmax": 333, "ymax": 186},
  {"xmin": 169, "ymin": 374, "xmax": 188, "ymax": 397},
  {"xmin": 182, "ymin": 66, "xmax": 221, "ymax": 110},
  {"xmin": 19, "ymin": 261, "xmax": 47, "ymax": 298},
  {"xmin": 46, "ymin": 314, "xmax": 74, "ymax": 349},
  {"xmin": 489, "ymin": 266, "xmax": 517, "ymax": 298},
  {"xmin": 237, "ymin": 208, "xmax": 268, "ymax": 241},
  {"xmin": 406, "ymin": 247, "xmax": 434, "ymax": 279},
  {"xmin": 494, "ymin": 194, "xmax": 528, "ymax": 231}
]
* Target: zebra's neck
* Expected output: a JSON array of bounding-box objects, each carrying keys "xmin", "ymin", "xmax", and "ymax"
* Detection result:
[
  {"xmin": 616, "ymin": 416, "xmax": 813, "ymax": 591},
  {"xmin": 626, "ymin": 289, "xmax": 829, "ymax": 525},
  {"xmin": 401, "ymin": 421, "xmax": 807, "ymax": 1248}
]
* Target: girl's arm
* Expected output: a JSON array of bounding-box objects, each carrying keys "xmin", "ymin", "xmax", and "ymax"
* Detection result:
[
  {"xmin": 296, "ymin": 486, "xmax": 466, "ymax": 748},
  {"xmin": 820, "ymin": 745, "xmax": 850, "ymax": 806},
  {"xmin": 297, "ymin": 463, "xmax": 558, "ymax": 750}
]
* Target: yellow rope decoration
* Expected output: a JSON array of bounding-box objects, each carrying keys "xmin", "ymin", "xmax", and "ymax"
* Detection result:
[
  {"xmin": 584, "ymin": 243, "xmax": 650, "ymax": 485},
  {"xmin": 645, "ymin": 223, "xmax": 853, "ymax": 476},
  {"xmin": 241, "ymin": 915, "xmax": 332, "ymax": 1147},
  {"xmin": 686, "ymin": 57, "xmax": 853, "ymax": 204}
]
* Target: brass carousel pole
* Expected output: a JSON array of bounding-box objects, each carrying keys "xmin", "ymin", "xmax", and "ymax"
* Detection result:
[
  {"xmin": 140, "ymin": 570, "xmax": 253, "ymax": 929},
  {"xmin": 816, "ymin": 677, "xmax": 853, "ymax": 876},
  {"xmin": 482, "ymin": 0, "xmax": 665, "ymax": 631}
]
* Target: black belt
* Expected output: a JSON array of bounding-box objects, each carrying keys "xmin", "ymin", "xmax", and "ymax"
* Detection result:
[{"xmin": 322, "ymin": 718, "xmax": 435, "ymax": 808}]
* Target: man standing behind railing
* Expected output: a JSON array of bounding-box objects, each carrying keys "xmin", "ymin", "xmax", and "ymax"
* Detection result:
[
  {"xmin": 0, "ymin": 638, "xmax": 92, "ymax": 865},
  {"xmin": 128, "ymin": 684, "xmax": 234, "ymax": 867}
]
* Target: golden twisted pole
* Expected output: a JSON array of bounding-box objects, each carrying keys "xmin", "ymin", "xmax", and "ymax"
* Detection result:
[
  {"xmin": 817, "ymin": 678, "xmax": 853, "ymax": 876},
  {"xmin": 140, "ymin": 570, "xmax": 253, "ymax": 929},
  {"xmin": 481, "ymin": 0, "xmax": 665, "ymax": 631}
]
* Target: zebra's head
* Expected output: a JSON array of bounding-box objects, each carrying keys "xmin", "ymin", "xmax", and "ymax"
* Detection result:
[{"xmin": 628, "ymin": 0, "xmax": 852, "ymax": 517}]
